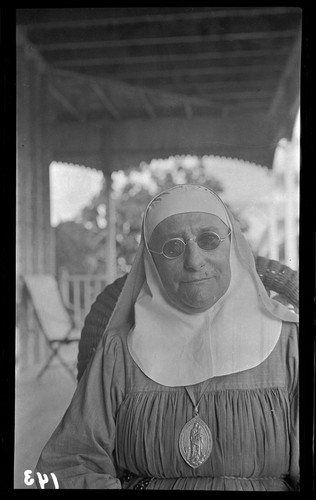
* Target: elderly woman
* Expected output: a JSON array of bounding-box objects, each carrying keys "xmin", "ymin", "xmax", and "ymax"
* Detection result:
[{"xmin": 35, "ymin": 185, "xmax": 299, "ymax": 491}]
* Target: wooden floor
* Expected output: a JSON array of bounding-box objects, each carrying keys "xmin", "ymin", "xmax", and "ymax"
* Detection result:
[{"xmin": 14, "ymin": 349, "xmax": 77, "ymax": 489}]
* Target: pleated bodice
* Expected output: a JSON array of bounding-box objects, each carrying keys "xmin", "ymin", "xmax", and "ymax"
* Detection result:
[{"xmin": 112, "ymin": 321, "xmax": 298, "ymax": 490}]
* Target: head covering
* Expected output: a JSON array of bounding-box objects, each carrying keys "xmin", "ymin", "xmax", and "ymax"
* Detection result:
[
  {"xmin": 104, "ymin": 184, "xmax": 298, "ymax": 387},
  {"xmin": 145, "ymin": 185, "xmax": 229, "ymax": 241}
]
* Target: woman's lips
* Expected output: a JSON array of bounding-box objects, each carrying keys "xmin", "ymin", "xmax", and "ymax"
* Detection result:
[{"xmin": 181, "ymin": 276, "xmax": 214, "ymax": 284}]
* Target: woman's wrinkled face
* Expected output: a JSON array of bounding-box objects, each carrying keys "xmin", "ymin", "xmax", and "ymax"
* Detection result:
[{"xmin": 149, "ymin": 212, "xmax": 231, "ymax": 314}]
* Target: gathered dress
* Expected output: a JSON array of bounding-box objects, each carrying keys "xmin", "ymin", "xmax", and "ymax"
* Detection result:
[{"xmin": 36, "ymin": 320, "xmax": 299, "ymax": 491}]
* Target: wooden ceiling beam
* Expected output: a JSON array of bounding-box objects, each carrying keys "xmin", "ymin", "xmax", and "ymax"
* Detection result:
[
  {"xmin": 37, "ymin": 29, "xmax": 297, "ymax": 51},
  {"xmin": 48, "ymin": 84, "xmax": 85, "ymax": 121},
  {"xmin": 51, "ymin": 114, "xmax": 276, "ymax": 169},
  {"xmin": 221, "ymin": 104, "xmax": 268, "ymax": 116},
  {"xmin": 137, "ymin": 90, "xmax": 157, "ymax": 119},
  {"xmin": 187, "ymin": 90, "xmax": 272, "ymax": 100},
  {"xmin": 90, "ymin": 81, "xmax": 120, "ymax": 120},
  {"xmin": 19, "ymin": 7, "xmax": 297, "ymax": 30},
  {"xmin": 193, "ymin": 96, "xmax": 269, "ymax": 114},
  {"xmin": 81, "ymin": 64, "xmax": 282, "ymax": 80},
  {"xmin": 159, "ymin": 80, "xmax": 276, "ymax": 91},
  {"xmin": 49, "ymin": 47, "xmax": 288, "ymax": 68},
  {"xmin": 49, "ymin": 67, "xmax": 227, "ymax": 111}
]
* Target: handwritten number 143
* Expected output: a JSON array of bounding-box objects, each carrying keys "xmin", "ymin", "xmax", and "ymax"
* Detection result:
[{"xmin": 24, "ymin": 470, "xmax": 59, "ymax": 489}]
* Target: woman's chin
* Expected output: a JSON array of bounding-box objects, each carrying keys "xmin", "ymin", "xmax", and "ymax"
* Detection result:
[{"xmin": 173, "ymin": 296, "xmax": 219, "ymax": 314}]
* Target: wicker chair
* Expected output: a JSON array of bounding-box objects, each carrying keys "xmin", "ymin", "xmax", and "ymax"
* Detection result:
[{"xmin": 77, "ymin": 256, "xmax": 298, "ymax": 382}]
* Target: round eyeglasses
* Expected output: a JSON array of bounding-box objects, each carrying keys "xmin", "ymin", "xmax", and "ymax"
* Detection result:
[{"xmin": 149, "ymin": 229, "xmax": 231, "ymax": 260}]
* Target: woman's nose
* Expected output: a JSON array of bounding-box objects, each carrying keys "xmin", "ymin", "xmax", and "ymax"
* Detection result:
[{"xmin": 183, "ymin": 240, "xmax": 205, "ymax": 270}]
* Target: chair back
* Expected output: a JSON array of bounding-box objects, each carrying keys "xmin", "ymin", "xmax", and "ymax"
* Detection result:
[{"xmin": 24, "ymin": 274, "xmax": 72, "ymax": 341}]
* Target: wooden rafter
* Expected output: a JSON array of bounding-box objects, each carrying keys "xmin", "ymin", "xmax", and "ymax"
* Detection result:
[
  {"xmin": 36, "ymin": 29, "xmax": 297, "ymax": 51},
  {"xmin": 137, "ymin": 90, "xmax": 156, "ymax": 119},
  {"xmin": 47, "ymin": 48, "xmax": 289, "ymax": 68},
  {"xmin": 48, "ymin": 84, "xmax": 84, "ymax": 121},
  {"xmin": 19, "ymin": 7, "xmax": 297, "ymax": 29},
  {"xmin": 49, "ymin": 67, "xmax": 226, "ymax": 111},
  {"xmin": 90, "ymin": 82, "xmax": 120, "ymax": 120},
  {"xmin": 89, "ymin": 64, "xmax": 282, "ymax": 80},
  {"xmin": 160, "ymin": 80, "xmax": 276, "ymax": 92},
  {"xmin": 189, "ymin": 90, "xmax": 272, "ymax": 100}
]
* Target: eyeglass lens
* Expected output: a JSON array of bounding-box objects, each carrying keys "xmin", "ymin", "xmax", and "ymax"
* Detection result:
[{"xmin": 163, "ymin": 232, "xmax": 222, "ymax": 258}]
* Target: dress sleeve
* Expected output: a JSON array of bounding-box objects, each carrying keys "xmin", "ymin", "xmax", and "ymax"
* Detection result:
[
  {"xmin": 287, "ymin": 323, "xmax": 299, "ymax": 490},
  {"xmin": 35, "ymin": 331, "xmax": 125, "ymax": 489}
]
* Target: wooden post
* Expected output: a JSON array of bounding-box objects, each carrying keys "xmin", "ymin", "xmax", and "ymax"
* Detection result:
[
  {"xmin": 32, "ymin": 64, "xmax": 42, "ymax": 274},
  {"xmin": 73, "ymin": 279, "xmax": 81, "ymax": 328},
  {"xmin": 269, "ymin": 142, "xmax": 285, "ymax": 262},
  {"xmin": 21, "ymin": 54, "xmax": 34, "ymax": 275},
  {"xmin": 59, "ymin": 266, "xmax": 70, "ymax": 305},
  {"xmin": 105, "ymin": 173, "xmax": 117, "ymax": 284},
  {"xmin": 284, "ymin": 141, "xmax": 299, "ymax": 270},
  {"xmin": 268, "ymin": 199, "xmax": 279, "ymax": 261}
]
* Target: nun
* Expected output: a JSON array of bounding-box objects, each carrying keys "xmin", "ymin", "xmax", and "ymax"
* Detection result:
[{"xmin": 35, "ymin": 184, "xmax": 299, "ymax": 491}]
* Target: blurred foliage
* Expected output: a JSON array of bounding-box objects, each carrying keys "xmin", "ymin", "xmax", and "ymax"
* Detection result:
[
  {"xmin": 55, "ymin": 158, "xmax": 233, "ymax": 276},
  {"xmin": 55, "ymin": 221, "xmax": 93, "ymax": 274}
]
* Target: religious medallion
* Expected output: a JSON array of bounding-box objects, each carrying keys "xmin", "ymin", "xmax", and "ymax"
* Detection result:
[{"xmin": 179, "ymin": 415, "xmax": 212, "ymax": 468}]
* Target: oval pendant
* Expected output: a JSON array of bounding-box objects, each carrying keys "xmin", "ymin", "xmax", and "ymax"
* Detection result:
[{"xmin": 179, "ymin": 415, "xmax": 212, "ymax": 468}]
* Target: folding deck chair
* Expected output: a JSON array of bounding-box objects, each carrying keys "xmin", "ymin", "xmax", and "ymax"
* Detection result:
[{"xmin": 23, "ymin": 274, "xmax": 81, "ymax": 380}]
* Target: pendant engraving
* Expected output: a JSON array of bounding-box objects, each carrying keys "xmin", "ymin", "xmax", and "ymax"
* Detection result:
[{"xmin": 179, "ymin": 416, "xmax": 212, "ymax": 468}]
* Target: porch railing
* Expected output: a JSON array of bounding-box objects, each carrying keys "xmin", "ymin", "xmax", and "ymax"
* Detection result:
[{"xmin": 59, "ymin": 271, "xmax": 108, "ymax": 329}]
